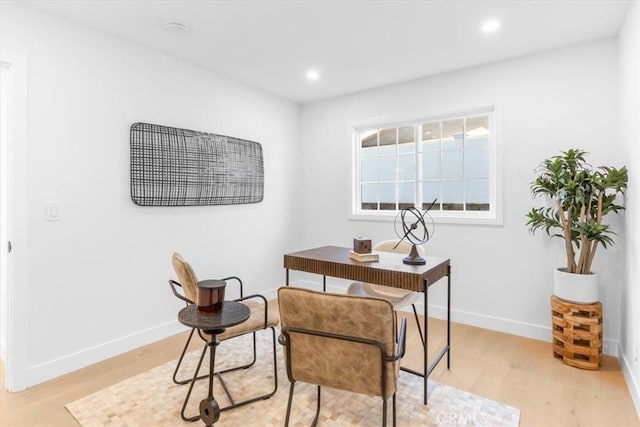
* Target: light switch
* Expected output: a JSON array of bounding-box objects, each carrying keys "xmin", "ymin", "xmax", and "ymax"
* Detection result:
[{"xmin": 45, "ymin": 201, "xmax": 61, "ymax": 221}]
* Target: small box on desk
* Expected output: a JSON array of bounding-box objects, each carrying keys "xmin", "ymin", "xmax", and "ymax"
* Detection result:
[{"xmin": 353, "ymin": 237, "xmax": 372, "ymax": 254}]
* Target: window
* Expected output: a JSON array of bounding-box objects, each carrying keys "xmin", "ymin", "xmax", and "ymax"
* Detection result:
[{"xmin": 352, "ymin": 107, "xmax": 500, "ymax": 224}]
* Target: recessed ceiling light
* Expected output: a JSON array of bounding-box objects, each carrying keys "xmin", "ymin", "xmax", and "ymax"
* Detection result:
[
  {"xmin": 481, "ymin": 20, "xmax": 500, "ymax": 33},
  {"xmin": 165, "ymin": 22, "xmax": 189, "ymax": 36},
  {"xmin": 306, "ymin": 69, "xmax": 320, "ymax": 81}
]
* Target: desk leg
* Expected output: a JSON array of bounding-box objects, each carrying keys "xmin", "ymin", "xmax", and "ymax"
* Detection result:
[
  {"xmin": 447, "ymin": 266, "xmax": 451, "ymax": 368},
  {"xmin": 424, "ymin": 279, "xmax": 429, "ymax": 405},
  {"xmin": 323, "ymin": 275, "xmax": 326, "ymax": 292},
  {"xmin": 286, "ymin": 269, "xmax": 289, "ymax": 286}
]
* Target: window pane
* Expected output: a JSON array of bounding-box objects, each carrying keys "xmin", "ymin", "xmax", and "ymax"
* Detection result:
[
  {"xmin": 355, "ymin": 109, "xmax": 495, "ymax": 220},
  {"xmin": 442, "ymin": 119, "xmax": 463, "ymax": 150},
  {"xmin": 361, "ymin": 157, "xmax": 378, "ymax": 182},
  {"xmin": 422, "ymin": 140, "xmax": 440, "ymax": 154},
  {"xmin": 398, "ymin": 154, "xmax": 415, "ymax": 181},
  {"xmin": 422, "ymin": 139, "xmax": 440, "ymax": 153},
  {"xmin": 421, "ymin": 122, "xmax": 440, "ymax": 153},
  {"xmin": 466, "ymin": 179, "xmax": 490, "ymax": 211},
  {"xmin": 361, "ymin": 183, "xmax": 378, "ymax": 210},
  {"xmin": 398, "ymin": 141, "xmax": 415, "ymax": 154},
  {"xmin": 422, "ymin": 182, "xmax": 441, "ymax": 211},
  {"xmin": 442, "ymin": 181, "xmax": 464, "ymax": 211},
  {"xmin": 378, "ymin": 156, "xmax": 396, "ymax": 181},
  {"xmin": 379, "ymin": 144, "xmax": 396, "ymax": 156},
  {"xmin": 361, "ymin": 130, "xmax": 378, "ymax": 148},
  {"xmin": 442, "ymin": 149, "xmax": 463, "ymax": 179},
  {"xmin": 399, "ymin": 182, "xmax": 414, "ymax": 209},
  {"xmin": 398, "ymin": 126, "xmax": 414, "ymax": 154},
  {"xmin": 379, "ymin": 128, "xmax": 396, "ymax": 146},
  {"xmin": 422, "ymin": 197, "xmax": 439, "ymax": 211},
  {"xmin": 398, "ymin": 126, "xmax": 414, "ymax": 143},
  {"xmin": 361, "ymin": 145, "xmax": 378, "ymax": 158},
  {"xmin": 422, "ymin": 152, "xmax": 441, "ymax": 180},
  {"xmin": 466, "ymin": 115, "xmax": 489, "ymax": 148},
  {"xmin": 422, "ymin": 122, "xmax": 441, "ymax": 141},
  {"xmin": 379, "ymin": 183, "xmax": 395, "ymax": 210},
  {"xmin": 466, "ymin": 148, "xmax": 489, "ymax": 179}
]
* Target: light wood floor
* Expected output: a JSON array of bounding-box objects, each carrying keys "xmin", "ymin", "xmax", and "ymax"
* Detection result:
[{"xmin": 1, "ymin": 306, "xmax": 639, "ymax": 427}]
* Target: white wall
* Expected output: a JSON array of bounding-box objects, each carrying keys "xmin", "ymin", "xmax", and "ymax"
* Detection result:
[
  {"xmin": 1, "ymin": 1, "xmax": 635, "ymax": 398},
  {"xmin": 0, "ymin": 3, "xmax": 300, "ymax": 389},
  {"xmin": 298, "ymin": 39, "xmax": 624, "ymax": 354},
  {"xmin": 0, "ymin": 64, "xmax": 9, "ymax": 362},
  {"xmin": 619, "ymin": 0, "xmax": 640, "ymax": 416}
]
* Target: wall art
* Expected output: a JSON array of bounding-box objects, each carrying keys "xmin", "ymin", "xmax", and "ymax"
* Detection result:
[{"xmin": 130, "ymin": 122, "xmax": 264, "ymax": 206}]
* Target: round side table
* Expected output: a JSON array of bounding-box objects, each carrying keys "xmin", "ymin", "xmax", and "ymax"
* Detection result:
[{"xmin": 178, "ymin": 301, "xmax": 250, "ymax": 426}]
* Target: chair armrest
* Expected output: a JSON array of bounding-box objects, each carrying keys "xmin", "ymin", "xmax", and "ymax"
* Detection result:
[
  {"xmin": 169, "ymin": 280, "xmax": 194, "ymax": 305},
  {"xmin": 279, "ymin": 326, "xmax": 390, "ymax": 384},
  {"xmin": 236, "ymin": 293, "xmax": 269, "ymax": 328},
  {"xmin": 221, "ymin": 276, "xmax": 244, "ymax": 298},
  {"xmin": 388, "ymin": 318, "xmax": 407, "ymax": 361}
]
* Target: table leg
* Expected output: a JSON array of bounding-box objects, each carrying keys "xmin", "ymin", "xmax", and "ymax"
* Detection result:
[
  {"xmin": 200, "ymin": 337, "xmax": 221, "ymax": 426},
  {"xmin": 180, "ymin": 344, "xmax": 209, "ymax": 422}
]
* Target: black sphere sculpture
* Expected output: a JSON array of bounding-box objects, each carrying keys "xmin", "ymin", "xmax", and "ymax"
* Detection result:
[{"xmin": 393, "ymin": 201, "xmax": 436, "ymax": 265}]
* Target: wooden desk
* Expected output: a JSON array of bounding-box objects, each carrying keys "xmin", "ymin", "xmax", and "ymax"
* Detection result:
[{"xmin": 284, "ymin": 245, "xmax": 451, "ymax": 405}]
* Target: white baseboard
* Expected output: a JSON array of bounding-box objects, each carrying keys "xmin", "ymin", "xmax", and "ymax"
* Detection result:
[
  {"xmin": 428, "ymin": 303, "xmax": 618, "ymax": 356},
  {"xmin": 26, "ymin": 320, "xmax": 187, "ymax": 388},
  {"xmin": 619, "ymin": 344, "xmax": 640, "ymax": 419},
  {"xmin": 270, "ymin": 281, "xmax": 619, "ymax": 356},
  {"xmin": 30, "ymin": 282, "xmax": 625, "ymax": 391}
]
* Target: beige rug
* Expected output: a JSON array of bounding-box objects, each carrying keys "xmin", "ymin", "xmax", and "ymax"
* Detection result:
[{"xmin": 66, "ymin": 330, "xmax": 520, "ymax": 426}]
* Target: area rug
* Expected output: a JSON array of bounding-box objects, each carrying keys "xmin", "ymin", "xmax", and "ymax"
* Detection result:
[{"xmin": 66, "ymin": 330, "xmax": 520, "ymax": 426}]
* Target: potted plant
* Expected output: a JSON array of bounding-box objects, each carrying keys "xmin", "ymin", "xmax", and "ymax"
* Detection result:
[{"xmin": 526, "ymin": 148, "xmax": 628, "ymax": 303}]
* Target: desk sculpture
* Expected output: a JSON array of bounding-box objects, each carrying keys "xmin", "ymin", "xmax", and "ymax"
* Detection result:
[{"xmin": 394, "ymin": 200, "xmax": 436, "ymax": 265}]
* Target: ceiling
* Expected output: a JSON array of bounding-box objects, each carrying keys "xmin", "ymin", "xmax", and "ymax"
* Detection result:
[{"xmin": 26, "ymin": 0, "xmax": 630, "ymax": 104}]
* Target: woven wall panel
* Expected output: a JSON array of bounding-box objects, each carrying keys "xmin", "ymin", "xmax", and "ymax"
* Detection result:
[{"xmin": 130, "ymin": 122, "xmax": 264, "ymax": 206}]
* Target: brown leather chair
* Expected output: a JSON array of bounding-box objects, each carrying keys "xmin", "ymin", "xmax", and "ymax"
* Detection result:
[
  {"xmin": 278, "ymin": 286, "xmax": 406, "ymax": 427},
  {"xmin": 170, "ymin": 252, "xmax": 279, "ymax": 421}
]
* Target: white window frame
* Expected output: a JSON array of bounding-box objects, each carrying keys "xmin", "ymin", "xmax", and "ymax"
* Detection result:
[{"xmin": 349, "ymin": 105, "xmax": 502, "ymax": 225}]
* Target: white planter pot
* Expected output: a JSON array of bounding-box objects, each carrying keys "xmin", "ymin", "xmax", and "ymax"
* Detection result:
[{"xmin": 553, "ymin": 268, "xmax": 599, "ymax": 304}]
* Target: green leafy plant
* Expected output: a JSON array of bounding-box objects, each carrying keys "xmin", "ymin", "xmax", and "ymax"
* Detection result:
[{"xmin": 526, "ymin": 149, "xmax": 628, "ymax": 274}]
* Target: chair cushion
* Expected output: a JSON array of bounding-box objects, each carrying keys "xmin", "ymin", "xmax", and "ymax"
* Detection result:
[
  {"xmin": 172, "ymin": 252, "xmax": 199, "ymax": 303},
  {"xmin": 215, "ymin": 299, "xmax": 279, "ymax": 341},
  {"xmin": 347, "ymin": 282, "xmax": 420, "ymax": 308},
  {"xmin": 373, "ymin": 239, "xmax": 425, "ymax": 256}
]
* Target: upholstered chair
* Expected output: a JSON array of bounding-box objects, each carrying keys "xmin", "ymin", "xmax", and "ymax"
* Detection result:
[
  {"xmin": 278, "ymin": 286, "xmax": 406, "ymax": 427},
  {"xmin": 169, "ymin": 252, "xmax": 279, "ymax": 420}
]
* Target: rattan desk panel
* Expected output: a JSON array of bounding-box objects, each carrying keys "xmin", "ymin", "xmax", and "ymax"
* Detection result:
[{"xmin": 283, "ymin": 245, "xmax": 449, "ymax": 291}]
